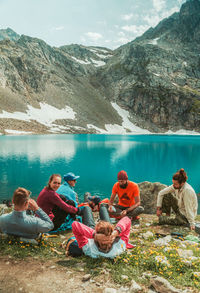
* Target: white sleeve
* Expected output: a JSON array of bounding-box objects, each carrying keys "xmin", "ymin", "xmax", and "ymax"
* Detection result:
[
  {"xmin": 157, "ymin": 185, "xmax": 174, "ymax": 207},
  {"xmin": 182, "ymin": 190, "xmax": 197, "ymax": 227}
]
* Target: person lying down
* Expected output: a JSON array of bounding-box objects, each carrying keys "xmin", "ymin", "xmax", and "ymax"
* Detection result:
[{"xmin": 72, "ymin": 215, "xmax": 134, "ymax": 259}]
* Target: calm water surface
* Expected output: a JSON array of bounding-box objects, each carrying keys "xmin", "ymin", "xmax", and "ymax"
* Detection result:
[{"xmin": 0, "ymin": 134, "xmax": 199, "ymax": 213}]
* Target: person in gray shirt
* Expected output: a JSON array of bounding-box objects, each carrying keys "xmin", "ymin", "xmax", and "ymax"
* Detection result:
[{"xmin": 0, "ymin": 187, "xmax": 54, "ymax": 239}]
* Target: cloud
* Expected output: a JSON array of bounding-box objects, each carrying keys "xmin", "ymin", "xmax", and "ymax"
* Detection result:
[
  {"xmin": 121, "ymin": 13, "xmax": 133, "ymax": 21},
  {"xmin": 118, "ymin": 31, "xmax": 126, "ymax": 37},
  {"xmin": 144, "ymin": 6, "xmax": 180, "ymax": 27},
  {"xmin": 85, "ymin": 32, "xmax": 103, "ymax": 41},
  {"xmin": 122, "ymin": 25, "xmax": 149, "ymax": 35},
  {"xmin": 152, "ymin": 0, "xmax": 166, "ymax": 12},
  {"xmin": 52, "ymin": 26, "xmax": 64, "ymax": 31}
]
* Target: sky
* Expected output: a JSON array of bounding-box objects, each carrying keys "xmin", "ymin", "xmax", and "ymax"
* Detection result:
[{"xmin": 0, "ymin": 0, "xmax": 186, "ymax": 49}]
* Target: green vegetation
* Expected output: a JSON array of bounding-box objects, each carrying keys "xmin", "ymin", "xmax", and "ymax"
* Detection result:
[{"xmin": 1, "ymin": 215, "xmax": 200, "ymax": 292}]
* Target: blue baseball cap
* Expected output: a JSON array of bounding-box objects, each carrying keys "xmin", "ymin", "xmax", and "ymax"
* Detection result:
[{"xmin": 63, "ymin": 172, "xmax": 80, "ymax": 182}]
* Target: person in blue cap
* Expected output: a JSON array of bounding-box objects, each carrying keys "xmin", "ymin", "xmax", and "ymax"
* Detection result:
[{"xmin": 57, "ymin": 172, "xmax": 80, "ymax": 207}]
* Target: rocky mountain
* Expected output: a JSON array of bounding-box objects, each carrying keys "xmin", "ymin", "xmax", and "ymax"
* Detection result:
[
  {"xmin": 0, "ymin": 28, "xmax": 20, "ymax": 42},
  {"xmin": 0, "ymin": 0, "xmax": 199, "ymax": 135},
  {"xmin": 91, "ymin": 0, "xmax": 200, "ymax": 132}
]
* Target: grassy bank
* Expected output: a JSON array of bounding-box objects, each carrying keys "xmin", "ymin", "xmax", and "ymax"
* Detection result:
[{"xmin": 1, "ymin": 214, "xmax": 200, "ymax": 292}]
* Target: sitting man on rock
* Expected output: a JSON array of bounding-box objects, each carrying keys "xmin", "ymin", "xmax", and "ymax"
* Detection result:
[
  {"xmin": 0, "ymin": 187, "xmax": 53, "ymax": 238},
  {"xmin": 156, "ymin": 168, "xmax": 198, "ymax": 230},
  {"xmin": 108, "ymin": 170, "xmax": 144, "ymax": 220}
]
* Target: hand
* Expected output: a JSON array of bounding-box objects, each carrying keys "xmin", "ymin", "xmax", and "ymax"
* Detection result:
[
  {"xmin": 94, "ymin": 233, "xmax": 113, "ymax": 245},
  {"xmin": 120, "ymin": 210, "xmax": 127, "ymax": 217},
  {"xmin": 190, "ymin": 225, "xmax": 195, "ymax": 230},
  {"xmin": 156, "ymin": 207, "xmax": 162, "ymax": 217},
  {"xmin": 94, "ymin": 234, "xmax": 113, "ymax": 252},
  {"xmin": 28, "ymin": 199, "xmax": 39, "ymax": 212},
  {"xmin": 110, "ymin": 230, "xmax": 119, "ymax": 242},
  {"xmin": 108, "ymin": 205, "xmax": 113, "ymax": 213}
]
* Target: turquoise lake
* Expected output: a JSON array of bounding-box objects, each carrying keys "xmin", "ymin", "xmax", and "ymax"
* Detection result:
[{"xmin": 0, "ymin": 134, "xmax": 199, "ymax": 213}]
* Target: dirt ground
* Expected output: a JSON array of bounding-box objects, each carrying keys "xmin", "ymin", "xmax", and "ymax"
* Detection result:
[{"xmin": 0, "ymin": 256, "xmax": 113, "ymax": 293}]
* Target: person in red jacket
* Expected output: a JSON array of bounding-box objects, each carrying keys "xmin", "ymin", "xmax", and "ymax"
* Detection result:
[
  {"xmin": 108, "ymin": 170, "xmax": 144, "ymax": 220},
  {"xmin": 37, "ymin": 174, "xmax": 80, "ymax": 230}
]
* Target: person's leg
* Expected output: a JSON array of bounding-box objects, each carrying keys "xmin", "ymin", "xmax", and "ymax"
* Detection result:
[
  {"xmin": 161, "ymin": 193, "xmax": 179, "ymax": 216},
  {"xmin": 72, "ymin": 221, "xmax": 95, "ymax": 248},
  {"xmin": 126, "ymin": 206, "xmax": 144, "ymax": 218},
  {"xmin": 82, "ymin": 206, "xmax": 95, "ymax": 229},
  {"xmin": 52, "ymin": 196, "xmax": 76, "ymax": 230},
  {"xmin": 109, "ymin": 204, "xmax": 124, "ymax": 217},
  {"xmin": 115, "ymin": 216, "xmax": 133, "ymax": 248},
  {"xmin": 159, "ymin": 213, "xmax": 189, "ymax": 226},
  {"xmin": 99, "ymin": 204, "xmax": 111, "ymax": 223}
]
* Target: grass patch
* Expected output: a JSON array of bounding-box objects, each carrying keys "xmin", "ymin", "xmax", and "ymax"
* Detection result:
[{"xmin": 1, "ymin": 213, "xmax": 200, "ymax": 291}]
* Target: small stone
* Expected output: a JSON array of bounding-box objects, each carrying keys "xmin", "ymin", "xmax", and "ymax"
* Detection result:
[
  {"xmin": 130, "ymin": 280, "xmax": 142, "ymax": 292},
  {"xmin": 103, "ymin": 288, "xmax": 117, "ymax": 293},
  {"xmin": 96, "ymin": 282, "xmax": 101, "ymax": 287},
  {"xmin": 117, "ymin": 287, "xmax": 129, "ymax": 292},
  {"xmin": 78, "ymin": 268, "xmax": 84, "ymax": 272},
  {"xmin": 82, "ymin": 274, "xmax": 91, "ymax": 282},
  {"xmin": 121, "ymin": 275, "xmax": 129, "ymax": 280},
  {"xmin": 50, "ymin": 265, "xmax": 56, "ymax": 269}
]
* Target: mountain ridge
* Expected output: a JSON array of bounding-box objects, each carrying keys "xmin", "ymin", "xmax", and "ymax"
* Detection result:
[{"xmin": 0, "ymin": 0, "xmax": 199, "ymax": 135}]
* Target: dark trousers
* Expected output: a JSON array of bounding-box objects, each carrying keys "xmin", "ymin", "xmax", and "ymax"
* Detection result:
[
  {"xmin": 82, "ymin": 204, "xmax": 111, "ymax": 228},
  {"xmin": 159, "ymin": 193, "xmax": 189, "ymax": 226},
  {"xmin": 109, "ymin": 204, "xmax": 144, "ymax": 219},
  {"xmin": 52, "ymin": 195, "xmax": 76, "ymax": 230}
]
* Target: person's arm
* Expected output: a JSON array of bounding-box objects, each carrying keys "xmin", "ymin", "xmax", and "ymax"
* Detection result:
[
  {"xmin": 156, "ymin": 185, "xmax": 174, "ymax": 216},
  {"xmin": 108, "ymin": 193, "xmax": 117, "ymax": 213},
  {"xmin": 72, "ymin": 221, "xmax": 94, "ymax": 248},
  {"xmin": 28, "ymin": 199, "xmax": 54, "ymax": 232},
  {"xmin": 121, "ymin": 195, "xmax": 140, "ymax": 216},
  {"xmin": 182, "ymin": 190, "xmax": 197, "ymax": 230},
  {"xmin": 51, "ymin": 191, "xmax": 78, "ymax": 214}
]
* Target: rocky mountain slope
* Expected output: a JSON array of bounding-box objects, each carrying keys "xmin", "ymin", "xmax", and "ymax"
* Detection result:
[
  {"xmin": 0, "ymin": 0, "xmax": 199, "ymax": 135},
  {"xmin": 91, "ymin": 0, "xmax": 200, "ymax": 132}
]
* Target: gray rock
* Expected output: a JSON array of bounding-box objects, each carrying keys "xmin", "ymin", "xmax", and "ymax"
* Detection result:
[
  {"xmin": 82, "ymin": 274, "xmax": 91, "ymax": 282},
  {"xmin": 139, "ymin": 182, "xmax": 167, "ymax": 214},
  {"xmin": 150, "ymin": 276, "xmax": 183, "ymax": 293},
  {"xmin": 129, "ymin": 280, "xmax": 142, "ymax": 292}
]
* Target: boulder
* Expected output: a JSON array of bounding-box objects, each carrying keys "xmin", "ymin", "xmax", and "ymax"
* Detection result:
[
  {"xmin": 138, "ymin": 181, "xmax": 167, "ymax": 214},
  {"xmin": 150, "ymin": 276, "xmax": 183, "ymax": 293}
]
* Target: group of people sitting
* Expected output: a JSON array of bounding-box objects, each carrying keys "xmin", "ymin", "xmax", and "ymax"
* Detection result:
[{"xmin": 0, "ymin": 168, "xmax": 198, "ymax": 258}]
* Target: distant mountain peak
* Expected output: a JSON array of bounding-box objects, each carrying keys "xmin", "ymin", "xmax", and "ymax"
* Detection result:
[{"xmin": 0, "ymin": 27, "xmax": 20, "ymax": 42}]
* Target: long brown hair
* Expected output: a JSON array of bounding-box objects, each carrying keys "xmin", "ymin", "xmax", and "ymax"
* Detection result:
[
  {"xmin": 172, "ymin": 168, "xmax": 188, "ymax": 184},
  {"xmin": 47, "ymin": 174, "xmax": 61, "ymax": 189}
]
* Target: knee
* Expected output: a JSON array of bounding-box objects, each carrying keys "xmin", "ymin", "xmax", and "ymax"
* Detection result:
[
  {"xmin": 137, "ymin": 206, "xmax": 144, "ymax": 213},
  {"xmin": 72, "ymin": 221, "xmax": 79, "ymax": 231}
]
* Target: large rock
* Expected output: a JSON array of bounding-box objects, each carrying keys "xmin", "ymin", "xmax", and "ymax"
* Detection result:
[
  {"xmin": 138, "ymin": 181, "xmax": 167, "ymax": 214},
  {"xmin": 150, "ymin": 276, "xmax": 183, "ymax": 293}
]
